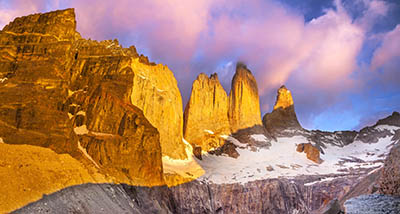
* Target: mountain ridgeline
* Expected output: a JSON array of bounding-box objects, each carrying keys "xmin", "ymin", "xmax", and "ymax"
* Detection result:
[{"xmin": 1, "ymin": 9, "xmax": 400, "ymax": 214}]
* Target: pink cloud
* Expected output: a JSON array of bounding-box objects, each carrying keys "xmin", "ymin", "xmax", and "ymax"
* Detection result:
[
  {"xmin": 0, "ymin": 0, "xmax": 395, "ymax": 130},
  {"xmin": 205, "ymin": 0, "xmax": 367, "ymax": 96},
  {"xmin": 70, "ymin": 0, "xmax": 217, "ymax": 63},
  {"xmin": 370, "ymin": 24, "xmax": 400, "ymax": 71}
]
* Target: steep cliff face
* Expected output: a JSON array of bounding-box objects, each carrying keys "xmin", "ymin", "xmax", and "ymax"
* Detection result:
[
  {"xmin": 263, "ymin": 85, "xmax": 302, "ymax": 136},
  {"xmin": 129, "ymin": 60, "xmax": 186, "ymax": 159},
  {"xmin": 228, "ymin": 63, "xmax": 262, "ymax": 133},
  {"xmin": 0, "ymin": 9, "xmax": 80, "ymax": 155},
  {"xmin": 0, "ymin": 8, "xmax": 175, "ymax": 211},
  {"xmin": 67, "ymin": 33, "xmax": 186, "ymax": 160},
  {"xmin": 183, "ymin": 73, "xmax": 230, "ymax": 151},
  {"xmin": 378, "ymin": 129, "xmax": 400, "ymax": 195},
  {"xmin": 72, "ymin": 86, "xmax": 164, "ymax": 186}
]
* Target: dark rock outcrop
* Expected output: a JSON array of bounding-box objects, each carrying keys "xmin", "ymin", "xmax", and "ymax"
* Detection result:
[
  {"xmin": 263, "ymin": 85, "xmax": 302, "ymax": 136},
  {"xmin": 344, "ymin": 194, "xmax": 400, "ymax": 214},
  {"xmin": 378, "ymin": 131, "xmax": 400, "ymax": 195},
  {"xmin": 12, "ymin": 183, "xmax": 177, "ymax": 214}
]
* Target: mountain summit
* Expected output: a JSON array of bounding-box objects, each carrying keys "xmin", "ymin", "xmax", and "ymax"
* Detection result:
[
  {"xmin": 183, "ymin": 73, "xmax": 230, "ymax": 152},
  {"xmin": 228, "ymin": 63, "xmax": 263, "ymax": 132},
  {"xmin": 263, "ymin": 85, "xmax": 302, "ymax": 136}
]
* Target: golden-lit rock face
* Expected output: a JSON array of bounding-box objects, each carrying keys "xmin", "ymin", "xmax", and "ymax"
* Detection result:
[
  {"xmin": 228, "ymin": 63, "xmax": 262, "ymax": 132},
  {"xmin": 263, "ymin": 85, "xmax": 302, "ymax": 135},
  {"xmin": 296, "ymin": 143, "xmax": 321, "ymax": 163},
  {"xmin": 0, "ymin": 8, "xmax": 173, "ymax": 195},
  {"xmin": 0, "ymin": 143, "xmax": 109, "ymax": 213},
  {"xmin": 274, "ymin": 86, "xmax": 294, "ymax": 110},
  {"xmin": 183, "ymin": 73, "xmax": 230, "ymax": 151},
  {"xmin": 129, "ymin": 61, "xmax": 186, "ymax": 160}
]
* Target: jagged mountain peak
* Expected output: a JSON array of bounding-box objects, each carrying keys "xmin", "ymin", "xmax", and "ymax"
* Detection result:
[
  {"xmin": 263, "ymin": 85, "xmax": 302, "ymax": 136},
  {"xmin": 196, "ymin": 72, "xmax": 220, "ymax": 82},
  {"xmin": 183, "ymin": 72, "xmax": 230, "ymax": 152},
  {"xmin": 2, "ymin": 8, "xmax": 80, "ymax": 41},
  {"xmin": 231, "ymin": 62, "xmax": 258, "ymax": 94},
  {"xmin": 228, "ymin": 62, "xmax": 262, "ymax": 132},
  {"xmin": 274, "ymin": 85, "xmax": 294, "ymax": 110},
  {"xmin": 375, "ymin": 111, "xmax": 400, "ymax": 127}
]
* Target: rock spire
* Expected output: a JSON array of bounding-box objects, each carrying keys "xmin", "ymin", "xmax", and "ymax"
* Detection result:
[{"xmin": 228, "ymin": 63, "xmax": 263, "ymax": 132}]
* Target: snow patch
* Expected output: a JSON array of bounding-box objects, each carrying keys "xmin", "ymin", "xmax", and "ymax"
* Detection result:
[
  {"xmin": 0, "ymin": 77, "xmax": 7, "ymax": 83},
  {"xmin": 74, "ymin": 125, "xmax": 89, "ymax": 135},
  {"xmin": 204, "ymin": 129, "xmax": 214, "ymax": 134},
  {"xmin": 78, "ymin": 141, "xmax": 99, "ymax": 168},
  {"xmin": 196, "ymin": 134, "xmax": 393, "ymax": 184},
  {"xmin": 162, "ymin": 138, "xmax": 205, "ymax": 180},
  {"xmin": 227, "ymin": 136, "xmax": 247, "ymax": 147},
  {"xmin": 251, "ymin": 134, "xmax": 268, "ymax": 142},
  {"xmin": 304, "ymin": 177, "xmax": 336, "ymax": 186},
  {"xmin": 0, "ymin": 137, "xmax": 4, "ymax": 143},
  {"xmin": 375, "ymin": 125, "xmax": 399, "ymax": 134}
]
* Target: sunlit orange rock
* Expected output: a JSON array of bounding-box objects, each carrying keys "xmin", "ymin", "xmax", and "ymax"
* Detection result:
[
  {"xmin": 0, "ymin": 143, "xmax": 108, "ymax": 213},
  {"xmin": 274, "ymin": 85, "xmax": 294, "ymax": 110},
  {"xmin": 183, "ymin": 73, "xmax": 230, "ymax": 151},
  {"xmin": 0, "ymin": 8, "xmax": 168, "ymax": 191},
  {"xmin": 228, "ymin": 63, "xmax": 263, "ymax": 132},
  {"xmin": 296, "ymin": 143, "xmax": 321, "ymax": 163}
]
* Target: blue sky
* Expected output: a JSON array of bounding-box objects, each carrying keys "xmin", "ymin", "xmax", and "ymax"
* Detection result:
[{"xmin": 0, "ymin": 0, "xmax": 399, "ymax": 131}]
